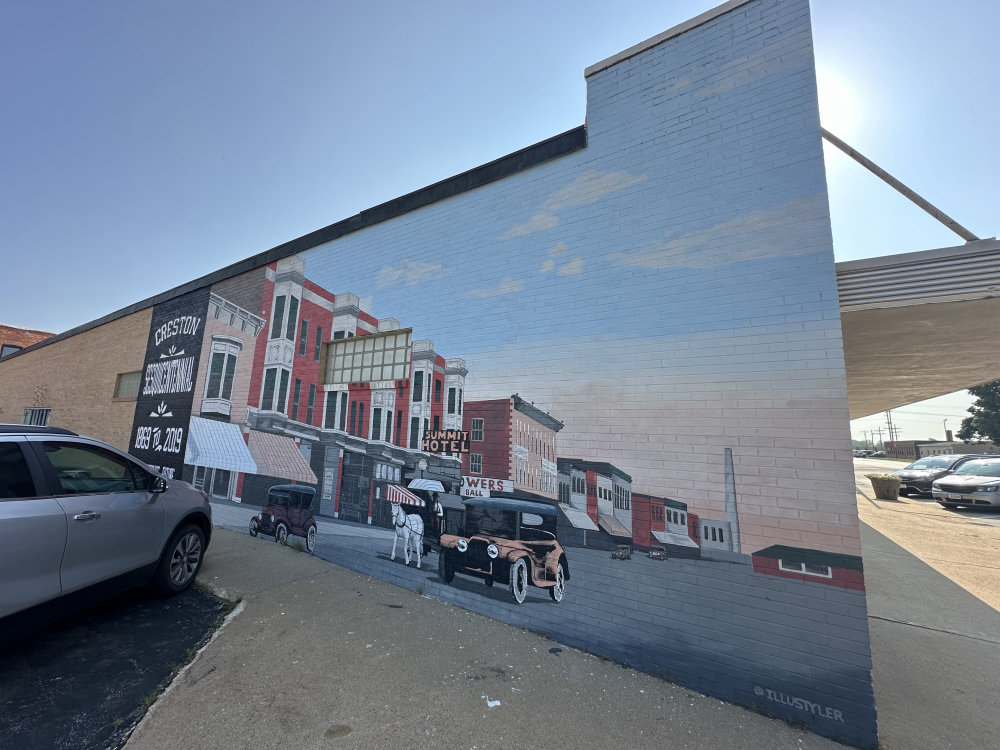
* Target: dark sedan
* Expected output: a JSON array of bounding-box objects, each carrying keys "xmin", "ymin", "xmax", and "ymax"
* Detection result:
[{"xmin": 893, "ymin": 454, "xmax": 998, "ymax": 497}]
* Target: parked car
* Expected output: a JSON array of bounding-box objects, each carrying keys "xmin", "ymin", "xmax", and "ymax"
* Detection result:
[
  {"xmin": 932, "ymin": 457, "xmax": 1000, "ymax": 508},
  {"xmin": 438, "ymin": 497, "xmax": 568, "ymax": 604},
  {"xmin": 0, "ymin": 425, "xmax": 212, "ymax": 636},
  {"xmin": 250, "ymin": 484, "xmax": 317, "ymax": 552},
  {"xmin": 894, "ymin": 454, "xmax": 999, "ymax": 497}
]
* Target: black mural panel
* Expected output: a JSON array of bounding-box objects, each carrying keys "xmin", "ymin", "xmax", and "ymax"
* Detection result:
[{"xmin": 129, "ymin": 287, "xmax": 211, "ymax": 478}]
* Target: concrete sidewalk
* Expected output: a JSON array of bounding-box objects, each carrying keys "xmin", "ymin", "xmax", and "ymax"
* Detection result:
[
  {"xmin": 125, "ymin": 514, "xmax": 1000, "ymax": 750},
  {"xmin": 125, "ymin": 529, "xmax": 845, "ymax": 750}
]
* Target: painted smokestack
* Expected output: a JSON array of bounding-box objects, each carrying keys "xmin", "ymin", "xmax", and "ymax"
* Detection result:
[{"xmin": 724, "ymin": 448, "xmax": 741, "ymax": 554}]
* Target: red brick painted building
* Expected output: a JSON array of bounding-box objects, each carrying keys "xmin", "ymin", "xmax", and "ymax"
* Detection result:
[{"xmin": 462, "ymin": 394, "xmax": 563, "ymax": 502}]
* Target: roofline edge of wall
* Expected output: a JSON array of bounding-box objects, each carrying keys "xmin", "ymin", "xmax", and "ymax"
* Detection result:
[{"xmin": 584, "ymin": 0, "xmax": 757, "ymax": 78}]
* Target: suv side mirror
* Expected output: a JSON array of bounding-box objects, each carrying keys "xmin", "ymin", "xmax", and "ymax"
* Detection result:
[{"xmin": 152, "ymin": 476, "xmax": 168, "ymax": 494}]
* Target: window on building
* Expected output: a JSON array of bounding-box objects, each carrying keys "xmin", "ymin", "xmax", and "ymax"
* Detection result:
[
  {"xmin": 412, "ymin": 371, "xmax": 423, "ymax": 402},
  {"xmin": 447, "ymin": 387, "xmax": 456, "ymax": 414},
  {"xmin": 306, "ymin": 384, "xmax": 316, "ymax": 424},
  {"xmin": 291, "ymin": 380, "xmax": 302, "ymax": 421},
  {"xmin": 270, "ymin": 295, "xmax": 287, "ymax": 339},
  {"xmin": 471, "ymin": 418, "xmax": 484, "ymax": 441},
  {"xmin": 384, "ymin": 411, "xmax": 392, "ymax": 442},
  {"xmin": 299, "ymin": 320, "xmax": 309, "ymax": 356},
  {"xmin": 396, "ymin": 410, "xmax": 403, "ymax": 446},
  {"xmin": 285, "ymin": 297, "xmax": 300, "ymax": 341},
  {"xmin": 1, "ymin": 344, "xmax": 22, "ymax": 358},
  {"xmin": 262, "ymin": 369, "xmax": 276, "ymax": 409},
  {"xmin": 471, "ymin": 454, "xmax": 483, "ymax": 474},
  {"xmin": 314, "ymin": 326, "xmax": 323, "ymax": 362},
  {"xmin": 194, "ymin": 466, "xmax": 232, "ymax": 500},
  {"xmin": 778, "ymin": 560, "xmax": 833, "ymax": 578},
  {"xmin": 324, "ymin": 392, "xmax": 337, "ymax": 429},
  {"xmin": 349, "ymin": 401, "xmax": 357, "ymax": 435},
  {"xmin": 358, "ymin": 403, "xmax": 365, "ymax": 437},
  {"xmin": 458, "ymin": 388, "xmax": 463, "ymax": 414},
  {"xmin": 333, "ymin": 330, "xmax": 346, "ymax": 340},
  {"xmin": 409, "ymin": 417, "xmax": 420, "ymax": 449},
  {"xmin": 206, "ymin": 339, "xmax": 240, "ymax": 402},
  {"xmin": 22, "ymin": 408, "xmax": 51, "ymax": 427},
  {"xmin": 434, "ymin": 379, "xmax": 442, "ymax": 403},
  {"xmin": 277, "ymin": 370, "xmax": 290, "ymax": 413},
  {"xmin": 433, "ymin": 415, "xmax": 440, "ymax": 431},
  {"xmin": 372, "ymin": 408, "xmax": 382, "ymax": 441},
  {"xmin": 339, "ymin": 392, "xmax": 348, "ymax": 431},
  {"xmin": 113, "ymin": 371, "xmax": 142, "ymax": 400},
  {"xmin": 322, "ymin": 329, "xmax": 412, "ymax": 386}
]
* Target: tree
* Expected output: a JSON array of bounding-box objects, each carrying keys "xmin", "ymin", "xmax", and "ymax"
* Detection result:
[{"xmin": 957, "ymin": 380, "xmax": 1000, "ymax": 444}]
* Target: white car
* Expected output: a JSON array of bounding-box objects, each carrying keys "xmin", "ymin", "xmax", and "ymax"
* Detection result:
[
  {"xmin": 1, "ymin": 425, "xmax": 212, "ymax": 636},
  {"xmin": 932, "ymin": 458, "xmax": 1000, "ymax": 508}
]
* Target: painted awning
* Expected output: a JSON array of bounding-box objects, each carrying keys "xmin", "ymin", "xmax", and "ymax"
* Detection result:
[
  {"xmin": 598, "ymin": 513, "xmax": 632, "ymax": 539},
  {"xmin": 185, "ymin": 416, "xmax": 257, "ymax": 474},
  {"xmin": 558, "ymin": 503, "xmax": 599, "ymax": 531},
  {"xmin": 246, "ymin": 429, "xmax": 318, "ymax": 484},
  {"xmin": 387, "ymin": 484, "xmax": 424, "ymax": 507},
  {"xmin": 408, "ymin": 478, "xmax": 445, "ymax": 492},
  {"xmin": 652, "ymin": 529, "xmax": 700, "ymax": 549}
]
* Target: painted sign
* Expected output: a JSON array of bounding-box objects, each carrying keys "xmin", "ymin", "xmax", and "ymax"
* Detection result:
[
  {"xmin": 129, "ymin": 288, "xmax": 211, "ymax": 479},
  {"xmin": 422, "ymin": 429, "xmax": 469, "ymax": 453},
  {"xmin": 460, "ymin": 476, "xmax": 512, "ymax": 497}
]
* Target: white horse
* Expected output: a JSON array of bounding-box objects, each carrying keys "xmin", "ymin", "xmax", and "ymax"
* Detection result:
[{"xmin": 390, "ymin": 502, "xmax": 424, "ymax": 568}]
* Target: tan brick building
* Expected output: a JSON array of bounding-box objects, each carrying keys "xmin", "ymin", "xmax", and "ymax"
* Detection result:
[{"xmin": 0, "ymin": 311, "xmax": 151, "ymax": 448}]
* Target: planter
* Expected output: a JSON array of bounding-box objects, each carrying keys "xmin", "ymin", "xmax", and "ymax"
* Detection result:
[{"xmin": 866, "ymin": 474, "xmax": 901, "ymax": 500}]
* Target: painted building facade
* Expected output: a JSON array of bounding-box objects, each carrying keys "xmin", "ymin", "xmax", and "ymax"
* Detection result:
[{"xmin": 0, "ymin": 2, "xmax": 878, "ymax": 745}]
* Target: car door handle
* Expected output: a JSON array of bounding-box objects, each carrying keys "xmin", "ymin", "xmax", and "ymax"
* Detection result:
[{"xmin": 73, "ymin": 511, "xmax": 101, "ymax": 522}]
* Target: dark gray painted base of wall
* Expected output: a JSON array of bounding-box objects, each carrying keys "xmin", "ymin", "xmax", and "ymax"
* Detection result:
[{"xmin": 218, "ymin": 517, "xmax": 878, "ymax": 748}]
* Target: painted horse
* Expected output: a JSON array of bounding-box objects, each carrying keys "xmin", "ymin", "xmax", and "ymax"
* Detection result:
[{"xmin": 390, "ymin": 502, "xmax": 424, "ymax": 568}]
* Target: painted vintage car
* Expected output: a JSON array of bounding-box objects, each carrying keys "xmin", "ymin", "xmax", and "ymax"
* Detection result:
[
  {"xmin": 438, "ymin": 497, "xmax": 568, "ymax": 604},
  {"xmin": 250, "ymin": 484, "xmax": 317, "ymax": 552}
]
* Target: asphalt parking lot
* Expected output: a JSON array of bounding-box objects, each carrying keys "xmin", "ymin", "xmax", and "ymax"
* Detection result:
[{"xmin": 0, "ymin": 586, "xmax": 229, "ymax": 750}]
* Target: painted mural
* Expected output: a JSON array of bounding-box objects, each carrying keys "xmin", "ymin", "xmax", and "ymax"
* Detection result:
[{"xmin": 115, "ymin": 1, "xmax": 877, "ymax": 746}]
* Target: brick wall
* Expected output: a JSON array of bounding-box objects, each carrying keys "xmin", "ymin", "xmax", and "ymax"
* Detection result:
[{"xmin": 0, "ymin": 309, "xmax": 152, "ymax": 448}]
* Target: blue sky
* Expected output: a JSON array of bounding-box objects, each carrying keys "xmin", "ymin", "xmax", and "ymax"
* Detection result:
[{"xmin": 2, "ymin": 0, "xmax": 995, "ymax": 440}]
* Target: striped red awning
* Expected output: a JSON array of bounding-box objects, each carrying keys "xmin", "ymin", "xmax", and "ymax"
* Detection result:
[{"xmin": 386, "ymin": 484, "xmax": 424, "ymax": 507}]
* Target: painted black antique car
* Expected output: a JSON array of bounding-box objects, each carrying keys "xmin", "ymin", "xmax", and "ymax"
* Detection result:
[
  {"xmin": 250, "ymin": 484, "xmax": 317, "ymax": 552},
  {"xmin": 438, "ymin": 497, "xmax": 568, "ymax": 604}
]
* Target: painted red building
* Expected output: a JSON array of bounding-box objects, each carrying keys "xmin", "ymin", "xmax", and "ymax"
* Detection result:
[
  {"xmin": 751, "ymin": 545, "xmax": 865, "ymax": 590},
  {"xmin": 183, "ymin": 255, "xmax": 468, "ymax": 529},
  {"xmin": 462, "ymin": 394, "xmax": 563, "ymax": 502}
]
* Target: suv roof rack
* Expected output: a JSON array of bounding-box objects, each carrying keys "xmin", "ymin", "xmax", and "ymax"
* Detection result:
[{"xmin": 0, "ymin": 424, "xmax": 78, "ymax": 435}]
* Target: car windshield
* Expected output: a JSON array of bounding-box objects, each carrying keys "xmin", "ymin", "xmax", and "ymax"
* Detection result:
[
  {"xmin": 954, "ymin": 460, "xmax": 1000, "ymax": 477},
  {"xmin": 908, "ymin": 457, "xmax": 955, "ymax": 470}
]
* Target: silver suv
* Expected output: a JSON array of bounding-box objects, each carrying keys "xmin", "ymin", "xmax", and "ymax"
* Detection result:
[{"xmin": 0, "ymin": 425, "xmax": 212, "ymax": 633}]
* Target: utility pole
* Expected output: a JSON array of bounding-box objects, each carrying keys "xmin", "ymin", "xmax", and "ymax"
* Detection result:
[
  {"xmin": 885, "ymin": 410, "xmax": 897, "ymax": 449},
  {"xmin": 875, "ymin": 427, "xmax": 884, "ymax": 449}
]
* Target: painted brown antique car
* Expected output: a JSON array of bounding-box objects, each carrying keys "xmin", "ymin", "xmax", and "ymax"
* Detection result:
[
  {"xmin": 438, "ymin": 497, "xmax": 568, "ymax": 604},
  {"xmin": 250, "ymin": 484, "xmax": 317, "ymax": 552}
]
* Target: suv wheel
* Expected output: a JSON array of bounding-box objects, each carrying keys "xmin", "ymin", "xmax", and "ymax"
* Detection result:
[
  {"xmin": 275, "ymin": 522, "xmax": 288, "ymax": 545},
  {"xmin": 249, "ymin": 517, "xmax": 260, "ymax": 537},
  {"xmin": 509, "ymin": 558, "xmax": 529, "ymax": 604},
  {"xmin": 151, "ymin": 524, "xmax": 205, "ymax": 596},
  {"xmin": 305, "ymin": 525, "xmax": 317, "ymax": 553}
]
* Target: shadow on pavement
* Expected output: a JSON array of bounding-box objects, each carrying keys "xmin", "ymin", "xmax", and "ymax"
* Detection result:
[{"xmin": 860, "ymin": 522, "xmax": 1000, "ymax": 750}]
